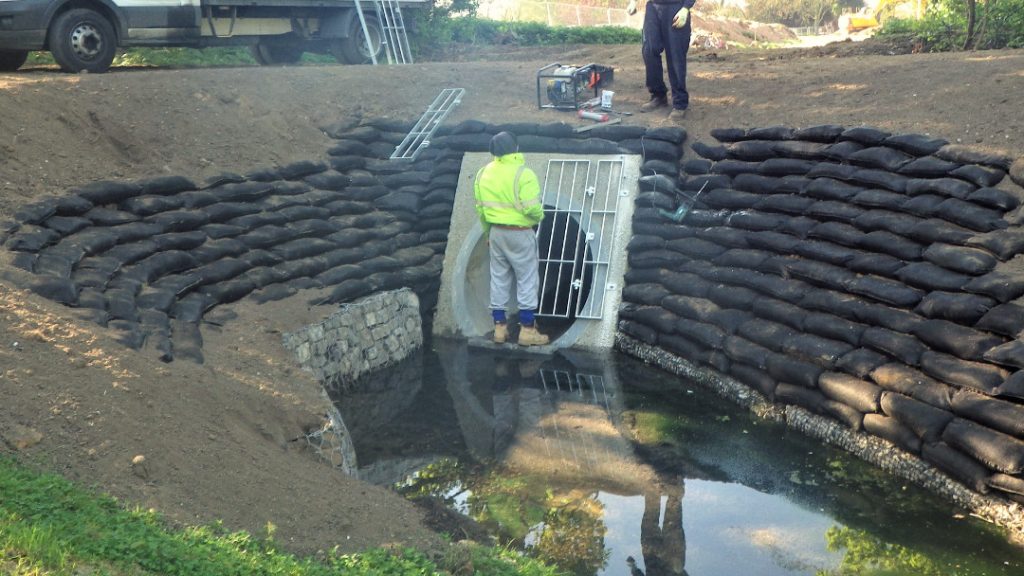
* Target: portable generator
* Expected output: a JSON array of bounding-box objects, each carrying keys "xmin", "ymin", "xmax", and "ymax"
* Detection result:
[{"xmin": 536, "ymin": 63, "xmax": 614, "ymax": 110}]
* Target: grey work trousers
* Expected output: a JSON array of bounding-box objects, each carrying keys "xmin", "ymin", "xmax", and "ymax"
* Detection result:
[{"xmin": 488, "ymin": 227, "xmax": 540, "ymax": 313}]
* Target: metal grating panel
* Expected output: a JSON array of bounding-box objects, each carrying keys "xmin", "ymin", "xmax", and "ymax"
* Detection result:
[
  {"xmin": 390, "ymin": 88, "xmax": 465, "ymax": 161},
  {"xmin": 536, "ymin": 158, "xmax": 627, "ymax": 320}
]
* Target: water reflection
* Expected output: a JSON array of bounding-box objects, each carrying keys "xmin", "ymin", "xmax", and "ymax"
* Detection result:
[{"xmin": 325, "ymin": 339, "xmax": 1023, "ymax": 576}]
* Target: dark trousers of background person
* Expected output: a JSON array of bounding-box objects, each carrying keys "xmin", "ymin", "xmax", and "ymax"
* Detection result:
[{"xmin": 642, "ymin": 2, "xmax": 693, "ymax": 111}]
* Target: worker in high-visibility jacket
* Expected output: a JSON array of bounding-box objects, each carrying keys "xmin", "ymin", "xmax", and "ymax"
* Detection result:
[{"xmin": 474, "ymin": 131, "xmax": 549, "ymax": 346}]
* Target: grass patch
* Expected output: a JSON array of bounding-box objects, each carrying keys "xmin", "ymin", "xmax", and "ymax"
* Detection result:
[{"xmin": 0, "ymin": 456, "xmax": 562, "ymax": 576}]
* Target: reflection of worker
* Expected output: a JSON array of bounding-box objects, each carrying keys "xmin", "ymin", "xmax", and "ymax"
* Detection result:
[
  {"xmin": 631, "ymin": 480, "xmax": 688, "ymax": 576},
  {"xmin": 627, "ymin": 0, "xmax": 694, "ymax": 122},
  {"xmin": 474, "ymin": 132, "xmax": 549, "ymax": 346}
]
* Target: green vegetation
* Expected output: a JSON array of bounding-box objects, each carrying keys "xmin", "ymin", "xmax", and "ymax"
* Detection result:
[
  {"xmin": 0, "ymin": 456, "xmax": 559, "ymax": 576},
  {"xmin": 744, "ymin": 0, "xmax": 863, "ymax": 28},
  {"xmin": 878, "ymin": 0, "xmax": 1024, "ymax": 50},
  {"xmin": 818, "ymin": 526, "xmax": 944, "ymax": 576}
]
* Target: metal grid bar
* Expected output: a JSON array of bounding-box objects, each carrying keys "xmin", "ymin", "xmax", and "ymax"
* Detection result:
[
  {"xmin": 373, "ymin": 0, "xmax": 413, "ymax": 64},
  {"xmin": 536, "ymin": 158, "xmax": 625, "ymax": 320},
  {"xmin": 390, "ymin": 88, "xmax": 465, "ymax": 161}
]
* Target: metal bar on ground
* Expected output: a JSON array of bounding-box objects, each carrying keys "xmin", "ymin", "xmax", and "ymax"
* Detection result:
[{"xmin": 390, "ymin": 88, "xmax": 465, "ymax": 161}]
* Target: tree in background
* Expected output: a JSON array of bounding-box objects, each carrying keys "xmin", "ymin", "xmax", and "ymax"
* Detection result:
[
  {"xmin": 745, "ymin": 0, "xmax": 865, "ymax": 28},
  {"xmin": 877, "ymin": 0, "xmax": 1024, "ymax": 50}
]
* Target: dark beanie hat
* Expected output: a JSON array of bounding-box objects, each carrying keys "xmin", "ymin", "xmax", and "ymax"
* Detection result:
[{"xmin": 490, "ymin": 131, "xmax": 518, "ymax": 157}]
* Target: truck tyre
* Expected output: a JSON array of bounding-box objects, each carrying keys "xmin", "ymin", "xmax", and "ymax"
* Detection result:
[
  {"xmin": 0, "ymin": 50, "xmax": 29, "ymax": 71},
  {"xmin": 251, "ymin": 38, "xmax": 305, "ymax": 65},
  {"xmin": 333, "ymin": 15, "xmax": 383, "ymax": 64},
  {"xmin": 48, "ymin": 8, "xmax": 117, "ymax": 73}
]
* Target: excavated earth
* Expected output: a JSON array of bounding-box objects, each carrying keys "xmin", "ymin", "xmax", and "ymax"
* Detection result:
[{"xmin": 2, "ymin": 41, "xmax": 1024, "ymax": 556}]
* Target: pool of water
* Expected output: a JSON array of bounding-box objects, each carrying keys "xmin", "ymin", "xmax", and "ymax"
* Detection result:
[{"xmin": 325, "ymin": 338, "xmax": 1023, "ymax": 576}]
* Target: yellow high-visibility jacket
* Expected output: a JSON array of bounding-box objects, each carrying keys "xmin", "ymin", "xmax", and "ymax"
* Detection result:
[{"xmin": 474, "ymin": 153, "xmax": 544, "ymax": 235}]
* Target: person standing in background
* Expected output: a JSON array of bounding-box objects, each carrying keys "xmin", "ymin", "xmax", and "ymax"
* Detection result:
[{"xmin": 627, "ymin": 0, "xmax": 694, "ymax": 122}]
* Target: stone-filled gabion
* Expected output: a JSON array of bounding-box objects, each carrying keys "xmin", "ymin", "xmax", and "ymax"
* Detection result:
[{"xmin": 618, "ymin": 123, "xmax": 1024, "ymax": 515}]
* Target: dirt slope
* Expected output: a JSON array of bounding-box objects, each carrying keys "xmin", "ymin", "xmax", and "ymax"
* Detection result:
[{"xmin": 2, "ymin": 42, "xmax": 1024, "ymax": 556}]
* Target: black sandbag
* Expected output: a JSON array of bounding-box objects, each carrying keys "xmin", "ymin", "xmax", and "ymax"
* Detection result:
[
  {"xmin": 33, "ymin": 254, "xmax": 75, "ymax": 279},
  {"xmin": 675, "ymin": 319, "xmax": 726, "ymax": 348},
  {"xmin": 705, "ymin": 308, "xmax": 754, "ymax": 334},
  {"xmin": 691, "ymin": 141, "xmax": 728, "ymax": 161},
  {"xmin": 823, "ymin": 141, "xmax": 865, "ymax": 162},
  {"xmin": 850, "ymin": 189, "xmax": 907, "ymax": 211},
  {"xmin": 804, "ymin": 200, "xmax": 865, "ymax": 223},
  {"xmin": 847, "ymin": 207, "xmax": 921, "ymax": 234},
  {"xmin": 629, "ymin": 249, "xmax": 688, "ymax": 270},
  {"xmin": 738, "ymin": 320, "xmax": 796, "ymax": 352},
  {"xmin": 864, "ymin": 413, "xmax": 922, "ymax": 453},
  {"xmin": 751, "ymin": 297, "xmax": 806, "ymax": 330},
  {"xmin": 884, "ymin": 133, "xmax": 948, "ymax": 156},
  {"xmin": 783, "ymin": 258, "xmax": 855, "ymax": 290},
  {"xmin": 27, "ymin": 276, "xmax": 78, "ymax": 305},
  {"xmin": 190, "ymin": 257, "xmax": 250, "ymax": 287},
  {"xmin": 806, "ymin": 162, "xmax": 859, "ymax": 182},
  {"xmin": 950, "ymin": 389, "xmax": 1024, "ymax": 438},
  {"xmin": 963, "ymin": 268, "xmax": 1024, "ymax": 303},
  {"xmin": 808, "ymin": 221, "xmax": 865, "ymax": 247},
  {"xmin": 897, "ymin": 262, "xmax": 970, "ymax": 292},
  {"xmin": 870, "ymin": 363, "xmax": 954, "ymax": 410},
  {"xmin": 862, "ymin": 327, "xmax": 927, "ymax": 366},
  {"xmin": 244, "ymin": 266, "xmax": 291, "ymax": 289},
  {"xmin": 783, "ymin": 333, "xmax": 854, "ymax": 367},
  {"xmin": 819, "ymin": 371, "xmax": 882, "ymax": 412},
  {"xmin": 123, "ymin": 250, "xmax": 199, "ymax": 284},
  {"xmin": 758, "ymin": 158, "xmax": 815, "ymax": 177},
  {"xmin": 709, "ymin": 127, "xmax": 746, "ymax": 142},
  {"xmin": 755, "ymin": 194, "xmax": 816, "ymax": 215},
  {"xmin": 714, "ymin": 248, "xmax": 770, "ymax": 270},
  {"xmin": 901, "ymin": 194, "xmax": 945, "ymax": 218},
  {"xmin": 190, "ymin": 238, "xmax": 247, "ymax": 263},
  {"xmin": 52, "ymin": 195, "xmax": 94, "ymax": 217},
  {"xmin": 147, "ymin": 209, "xmax": 210, "ymax": 233},
  {"xmin": 697, "ymin": 227, "xmax": 751, "ymax": 249},
  {"xmin": 661, "ymin": 271, "xmax": 713, "ymax": 298},
  {"xmin": 794, "ymin": 124, "xmax": 844, "ymax": 143},
  {"xmin": 943, "ymin": 418, "xmax": 1024, "ymax": 474},
  {"xmin": 706, "ymin": 283, "xmax": 758, "ymax": 310},
  {"xmin": 103, "ymin": 287, "xmax": 139, "ymax": 322},
  {"xmin": 936, "ymin": 198, "xmax": 1007, "ymax": 232},
  {"xmin": 710, "ymin": 159, "xmax": 761, "ymax": 177},
  {"xmin": 701, "ymin": 188, "xmax": 761, "ymax": 210},
  {"xmin": 238, "ymin": 225, "xmax": 295, "ymax": 249},
  {"xmin": 905, "ymin": 177, "xmax": 976, "ymax": 200},
  {"xmin": 952, "ymin": 164, "xmax": 1006, "ymax": 188},
  {"xmin": 633, "ymin": 221, "xmax": 694, "ymax": 241},
  {"xmin": 729, "ymin": 363, "xmax": 778, "ymax": 399},
  {"xmin": 996, "ymin": 370, "xmax": 1024, "ymax": 401},
  {"xmin": 793, "ymin": 241, "xmax": 859, "ymax": 267},
  {"xmin": 636, "ymin": 191, "xmax": 676, "ymax": 211},
  {"xmin": 6, "ymin": 226, "xmax": 60, "ymax": 252},
  {"xmin": 11, "ymin": 252, "xmax": 36, "ymax": 272},
  {"xmin": 898, "ymin": 156, "xmax": 960, "ymax": 178},
  {"xmin": 770, "ymin": 140, "xmax": 830, "ymax": 161},
  {"xmin": 857, "ymin": 230, "xmax": 924, "ymax": 261},
  {"xmin": 975, "ymin": 302, "xmax": 1024, "ymax": 337},
  {"xmin": 799, "ymin": 288, "xmax": 866, "ymax": 319},
  {"xmin": 276, "ymin": 204, "xmax": 331, "ymax": 222},
  {"xmin": 848, "ymin": 168, "xmax": 909, "ymax": 193},
  {"xmin": 620, "ymin": 305, "xmax": 678, "ymax": 334},
  {"xmin": 638, "ymin": 173, "xmax": 679, "ymax": 194},
  {"xmin": 846, "ymin": 275, "xmax": 924, "ymax": 308},
  {"xmin": 644, "ymin": 126, "xmax": 688, "ymax": 144},
  {"xmin": 744, "ymin": 230, "xmax": 801, "ymax": 254},
  {"xmin": 151, "ymin": 230, "xmax": 207, "ymax": 252},
  {"xmin": 42, "ymin": 216, "xmax": 91, "ymax": 237},
  {"xmin": 201, "ymin": 277, "xmax": 258, "ymax": 305},
  {"xmin": 774, "ymin": 383, "xmax": 828, "ymax": 414},
  {"xmin": 178, "ymin": 190, "xmax": 220, "ymax": 209},
  {"xmin": 912, "ymin": 319, "xmax": 1004, "ymax": 362},
  {"xmin": 624, "ymin": 283, "xmax": 670, "ymax": 307},
  {"xmin": 620, "ymin": 319, "xmax": 659, "ymax": 344},
  {"xmin": 722, "ymin": 335, "xmax": 772, "ymax": 369},
  {"xmin": 679, "ymin": 207, "xmax": 731, "ymax": 225},
  {"xmin": 803, "ymin": 178, "xmax": 863, "ymax": 201},
  {"xmin": 726, "ymin": 211, "xmax": 787, "ymax": 232},
  {"xmin": 824, "ymin": 399, "xmax": 866, "ymax": 431},
  {"xmin": 881, "ymin": 391, "xmax": 953, "ymax": 443},
  {"xmin": 202, "ymin": 224, "xmax": 245, "ymax": 239},
  {"xmin": 203, "ymin": 202, "xmax": 262, "ymax": 223},
  {"xmin": 725, "ymin": 140, "xmax": 777, "ymax": 161},
  {"xmin": 907, "ymin": 218, "xmax": 975, "ymax": 246},
  {"xmin": 968, "ymin": 187, "xmax": 1018, "ymax": 211},
  {"xmin": 847, "ymin": 253, "xmax": 905, "ymax": 276},
  {"xmin": 835, "ymin": 348, "xmax": 889, "ymax": 378},
  {"xmin": 738, "ymin": 272, "xmax": 808, "ymax": 303},
  {"xmin": 619, "ymin": 138, "xmax": 679, "ymax": 162},
  {"xmin": 983, "ymin": 340, "xmax": 1024, "ymax": 370},
  {"xmin": 659, "ymin": 333, "xmax": 704, "ymax": 359},
  {"xmin": 988, "ymin": 474, "xmax": 1024, "ymax": 500},
  {"xmin": 840, "ymin": 126, "xmax": 891, "ymax": 146},
  {"xmin": 935, "ymin": 145, "xmax": 1014, "ymax": 171},
  {"xmin": 272, "ymin": 238, "xmax": 338, "ymax": 261},
  {"xmin": 920, "ymin": 350, "xmax": 1008, "ymax": 395},
  {"xmin": 848, "ymin": 146, "xmax": 914, "ymax": 171},
  {"xmin": 665, "ymin": 237, "xmax": 728, "ymax": 259},
  {"xmin": 329, "ymin": 154, "xmax": 368, "ymax": 172},
  {"xmin": 660, "ymin": 295, "xmax": 719, "ymax": 321},
  {"xmin": 922, "ymin": 243, "xmax": 997, "ymax": 276},
  {"xmin": 922, "ymin": 442, "xmax": 991, "ymax": 493},
  {"xmin": 966, "ymin": 229, "xmax": 1024, "ymax": 261},
  {"xmin": 802, "ymin": 312, "xmax": 866, "ymax": 346},
  {"xmin": 915, "ymin": 291, "xmax": 994, "ymax": 324}
]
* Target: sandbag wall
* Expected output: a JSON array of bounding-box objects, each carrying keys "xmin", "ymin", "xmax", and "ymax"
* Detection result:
[
  {"xmin": 0, "ymin": 119, "xmax": 686, "ymax": 367},
  {"xmin": 618, "ymin": 124, "xmax": 1024, "ymax": 505}
]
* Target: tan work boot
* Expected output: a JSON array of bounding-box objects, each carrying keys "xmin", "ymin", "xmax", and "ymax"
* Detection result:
[
  {"xmin": 518, "ymin": 324, "xmax": 549, "ymax": 346},
  {"xmin": 493, "ymin": 322, "xmax": 508, "ymax": 344},
  {"xmin": 640, "ymin": 94, "xmax": 668, "ymax": 113},
  {"xmin": 669, "ymin": 108, "xmax": 688, "ymax": 123}
]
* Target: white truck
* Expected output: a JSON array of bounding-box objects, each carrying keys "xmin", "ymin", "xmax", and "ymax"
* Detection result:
[{"xmin": 0, "ymin": 0, "xmax": 420, "ymax": 73}]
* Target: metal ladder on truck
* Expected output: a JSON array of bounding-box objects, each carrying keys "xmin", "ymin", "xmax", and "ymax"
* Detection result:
[{"xmin": 352, "ymin": 0, "xmax": 413, "ymax": 65}]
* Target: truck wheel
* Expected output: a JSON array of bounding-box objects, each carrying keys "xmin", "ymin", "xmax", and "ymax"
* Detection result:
[
  {"xmin": 333, "ymin": 15, "xmax": 383, "ymax": 64},
  {"xmin": 48, "ymin": 8, "xmax": 117, "ymax": 73},
  {"xmin": 251, "ymin": 39, "xmax": 305, "ymax": 66},
  {"xmin": 0, "ymin": 50, "xmax": 29, "ymax": 71}
]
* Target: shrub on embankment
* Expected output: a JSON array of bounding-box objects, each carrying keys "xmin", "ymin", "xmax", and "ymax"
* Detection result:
[{"xmin": 878, "ymin": 0, "xmax": 1024, "ymax": 51}]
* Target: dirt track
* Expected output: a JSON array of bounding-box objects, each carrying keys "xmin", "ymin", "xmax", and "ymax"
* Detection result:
[{"xmin": 2, "ymin": 43, "xmax": 1024, "ymax": 555}]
